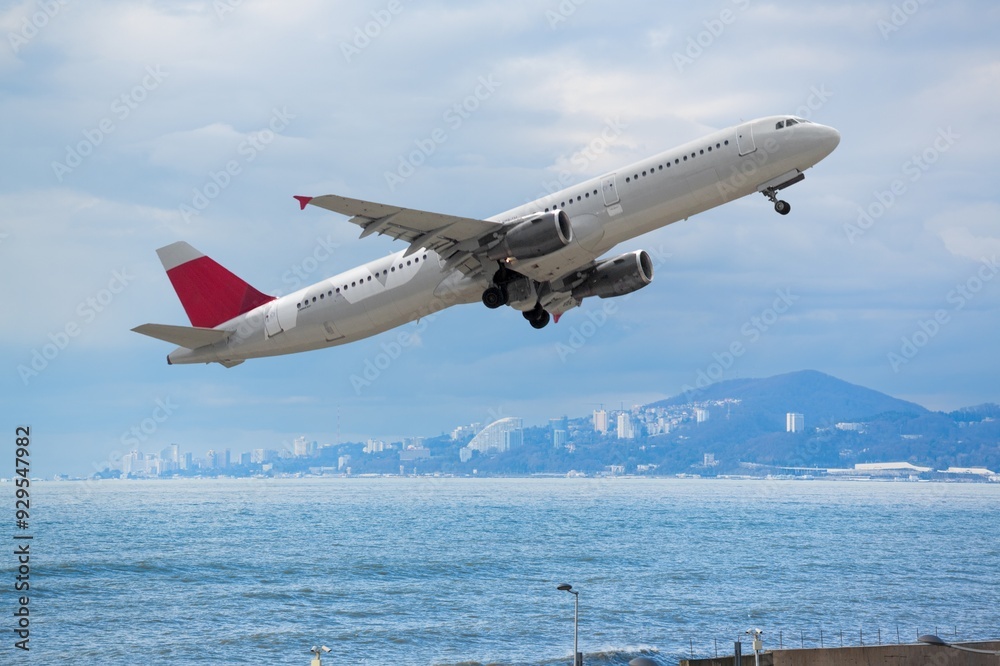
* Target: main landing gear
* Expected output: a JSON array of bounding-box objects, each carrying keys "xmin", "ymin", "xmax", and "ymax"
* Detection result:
[
  {"xmin": 523, "ymin": 304, "xmax": 550, "ymax": 329},
  {"xmin": 481, "ymin": 263, "xmax": 552, "ymax": 329},
  {"xmin": 481, "ymin": 284, "xmax": 508, "ymax": 309},
  {"xmin": 762, "ymin": 186, "xmax": 791, "ymax": 215}
]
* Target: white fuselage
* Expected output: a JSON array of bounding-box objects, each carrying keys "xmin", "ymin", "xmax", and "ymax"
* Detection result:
[{"xmin": 167, "ymin": 116, "xmax": 839, "ymax": 365}]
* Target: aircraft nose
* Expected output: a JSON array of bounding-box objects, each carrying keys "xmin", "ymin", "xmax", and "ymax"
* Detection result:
[{"xmin": 821, "ymin": 125, "xmax": 841, "ymax": 154}]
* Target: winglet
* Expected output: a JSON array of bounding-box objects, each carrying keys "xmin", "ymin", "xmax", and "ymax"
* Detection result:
[{"xmin": 293, "ymin": 195, "xmax": 313, "ymax": 210}]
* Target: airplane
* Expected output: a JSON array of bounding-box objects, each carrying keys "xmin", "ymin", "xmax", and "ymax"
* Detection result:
[{"xmin": 133, "ymin": 115, "xmax": 840, "ymax": 367}]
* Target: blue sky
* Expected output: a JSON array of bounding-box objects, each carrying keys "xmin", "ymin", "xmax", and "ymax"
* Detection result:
[{"xmin": 3, "ymin": 0, "xmax": 998, "ymax": 477}]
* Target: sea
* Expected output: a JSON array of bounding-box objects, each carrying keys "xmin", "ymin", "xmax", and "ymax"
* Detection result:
[{"xmin": 11, "ymin": 477, "xmax": 1000, "ymax": 665}]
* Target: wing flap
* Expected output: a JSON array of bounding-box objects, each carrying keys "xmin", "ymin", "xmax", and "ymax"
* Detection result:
[{"xmin": 132, "ymin": 323, "xmax": 232, "ymax": 349}]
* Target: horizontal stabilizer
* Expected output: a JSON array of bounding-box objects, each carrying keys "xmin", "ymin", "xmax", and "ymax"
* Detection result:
[{"xmin": 132, "ymin": 323, "xmax": 232, "ymax": 349}]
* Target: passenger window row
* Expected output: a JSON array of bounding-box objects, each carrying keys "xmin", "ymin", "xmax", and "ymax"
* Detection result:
[{"xmin": 296, "ymin": 253, "xmax": 428, "ymax": 309}]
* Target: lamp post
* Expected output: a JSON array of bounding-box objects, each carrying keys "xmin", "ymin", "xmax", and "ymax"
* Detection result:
[
  {"xmin": 918, "ymin": 635, "xmax": 1000, "ymax": 656},
  {"xmin": 309, "ymin": 645, "xmax": 331, "ymax": 666},
  {"xmin": 557, "ymin": 583, "xmax": 581, "ymax": 666}
]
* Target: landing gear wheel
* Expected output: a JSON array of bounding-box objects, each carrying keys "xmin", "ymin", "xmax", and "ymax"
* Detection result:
[
  {"xmin": 525, "ymin": 305, "xmax": 550, "ymax": 329},
  {"xmin": 482, "ymin": 285, "xmax": 508, "ymax": 309},
  {"xmin": 762, "ymin": 187, "xmax": 791, "ymax": 216}
]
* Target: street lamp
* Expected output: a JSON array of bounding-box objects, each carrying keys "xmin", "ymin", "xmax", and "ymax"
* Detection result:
[
  {"xmin": 918, "ymin": 635, "xmax": 1000, "ymax": 656},
  {"xmin": 309, "ymin": 645, "xmax": 331, "ymax": 666},
  {"xmin": 557, "ymin": 583, "xmax": 582, "ymax": 666}
]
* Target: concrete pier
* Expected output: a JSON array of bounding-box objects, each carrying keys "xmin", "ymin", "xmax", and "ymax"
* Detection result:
[{"xmin": 681, "ymin": 641, "xmax": 1000, "ymax": 666}]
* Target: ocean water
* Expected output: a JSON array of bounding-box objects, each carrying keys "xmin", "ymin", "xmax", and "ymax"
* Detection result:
[{"xmin": 13, "ymin": 478, "xmax": 1000, "ymax": 665}]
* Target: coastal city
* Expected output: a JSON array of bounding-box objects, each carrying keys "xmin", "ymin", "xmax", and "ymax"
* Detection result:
[{"xmin": 85, "ymin": 373, "xmax": 999, "ymax": 482}]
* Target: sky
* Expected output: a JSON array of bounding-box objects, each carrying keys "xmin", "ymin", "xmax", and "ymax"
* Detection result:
[{"xmin": 2, "ymin": 0, "xmax": 999, "ymax": 477}]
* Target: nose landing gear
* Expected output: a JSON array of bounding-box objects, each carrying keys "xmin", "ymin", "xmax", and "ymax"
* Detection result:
[{"xmin": 762, "ymin": 186, "xmax": 791, "ymax": 215}]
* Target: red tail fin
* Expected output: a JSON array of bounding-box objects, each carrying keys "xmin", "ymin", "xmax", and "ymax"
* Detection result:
[{"xmin": 156, "ymin": 242, "xmax": 274, "ymax": 328}]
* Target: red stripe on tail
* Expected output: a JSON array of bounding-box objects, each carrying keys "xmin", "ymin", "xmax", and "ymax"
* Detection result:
[{"xmin": 157, "ymin": 242, "xmax": 274, "ymax": 328}]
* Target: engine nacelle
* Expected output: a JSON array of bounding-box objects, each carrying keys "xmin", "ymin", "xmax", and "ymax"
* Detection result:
[
  {"xmin": 572, "ymin": 250, "xmax": 654, "ymax": 300},
  {"xmin": 486, "ymin": 210, "xmax": 573, "ymax": 261}
]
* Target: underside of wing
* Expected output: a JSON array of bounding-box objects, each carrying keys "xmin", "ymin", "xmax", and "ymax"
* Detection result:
[{"xmin": 296, "ymin": 194, "xmax": 501, "ymax": 275}]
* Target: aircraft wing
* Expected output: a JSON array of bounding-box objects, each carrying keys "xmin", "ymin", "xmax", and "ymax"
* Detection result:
[{"xmin": 295, "ymin": 194, "xmax": 501, "ymax": 276}]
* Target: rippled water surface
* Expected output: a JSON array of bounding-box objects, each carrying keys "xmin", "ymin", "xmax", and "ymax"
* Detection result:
[{"xmin": 17, "ymin": 478, "xmax": 1000, "ymax": 665}]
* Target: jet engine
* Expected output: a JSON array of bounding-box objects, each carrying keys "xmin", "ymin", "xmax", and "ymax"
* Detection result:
[
  {"xmin": 572, "ymin": 250, "xmax": 654, "ymax": 300},
  {"xmin": 486, "ymin": 210, "xmax": 573, "ymax": 261}
]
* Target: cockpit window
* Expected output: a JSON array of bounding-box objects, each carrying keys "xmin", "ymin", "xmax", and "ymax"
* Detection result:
[
  {"xmin": 775, "ymin": 120, "xmax": 785, "ymax": 129},
  {"xmin": 786, "ymin": 118, "xmax": 799, "ymax": 126}
]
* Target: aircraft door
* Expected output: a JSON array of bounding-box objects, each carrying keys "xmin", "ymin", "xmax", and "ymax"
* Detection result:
[
  {"xmin": 601, "ymin": 174, "xmax": 620, "ymax": 206},
  {"xmin": 736, "ymin": 122, "xmax": 756, "ymax": 156},
  {"xmin": 264, "ymin": 301, "xmax": 282, "ymax": 337}
]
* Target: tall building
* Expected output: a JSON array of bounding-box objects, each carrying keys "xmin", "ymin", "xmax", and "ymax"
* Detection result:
[
  {"xmin": 553, "ymin": 429, "xmax": 568, "ymax": 448},
  {"xmin": 694, "ymin": 408, "xmax": 710, "ymax": 423},
  {"xmin": 786, "ymin": 412, "xmax": 804, "ymax": 433},
  {"xmin": 617, "ymin": 413, "xmax": 635, "ymax": 439},
  {"xmin": 467, "ymin": 417, "xmax": 523, "ymax": 453},
  {"xmin": 364, "ymin": 439, "xmax": 387, "ymax": 454},
  {"xmin": 121, "ymin": 450, "xmax": 141, "ymax": 475},
  {"xmin": 593, "ymin": 409, "xmax": 608, "ymax": 434}
]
